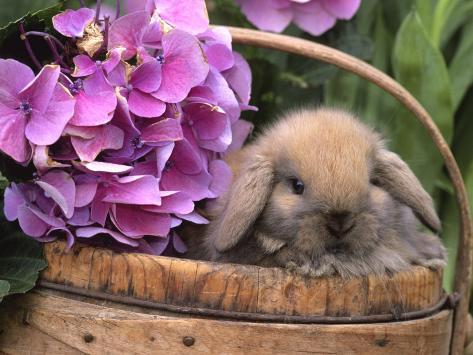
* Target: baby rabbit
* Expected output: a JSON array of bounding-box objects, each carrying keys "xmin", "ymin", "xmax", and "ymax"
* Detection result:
[{"xmin": 186, "ymin": 108, "xmax": 446, "ymax": 278}]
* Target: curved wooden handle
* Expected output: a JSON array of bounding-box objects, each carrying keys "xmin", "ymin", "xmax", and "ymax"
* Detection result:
[{"xmin": 228, "ymin": 26, "xmax": 472, "ymax": 354}]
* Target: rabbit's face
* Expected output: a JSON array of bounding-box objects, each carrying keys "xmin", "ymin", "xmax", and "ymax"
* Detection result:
[{"xmin": 256, "ymin": 111, "xmax": 382, "ymax": 260}]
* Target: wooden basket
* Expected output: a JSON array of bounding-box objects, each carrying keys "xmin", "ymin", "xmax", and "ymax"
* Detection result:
[{"xmin": 0, "ymin": 27, "xmax": 471, "ymax": 355}]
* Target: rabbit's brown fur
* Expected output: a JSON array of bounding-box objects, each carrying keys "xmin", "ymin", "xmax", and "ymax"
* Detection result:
[{"xmin": 184, "ymin": 108, "xmax": 446, "ymax": 277}]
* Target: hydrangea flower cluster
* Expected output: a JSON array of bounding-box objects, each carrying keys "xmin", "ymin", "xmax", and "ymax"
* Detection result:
[
  {"xmin": 1, "ymin": 0, "xmax": 255, "ymax": 255},
  {"xmin": 234, "ymin": 0, "xmax": 361, "ymax": 36}
]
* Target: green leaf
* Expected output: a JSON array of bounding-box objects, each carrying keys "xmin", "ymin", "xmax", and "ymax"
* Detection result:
[
  {"xmin": 415, "ymin": 0, "xmax": 435, "ymax": 34},
  {"xmin": 439, "ymin": 0, "xmax": 473, "ymax": 48},
  {"xmin": 0, "ymin": 280, "xmax": 10, "ymax": 302},
  {"xmin": 0, "ymin": 0, "xmax": 59, "ymax": 28},
  {"xmin": 431, "ymin": 0, "xmax": 460, "ymax": 47},
  {"xmin": 0, "ymin": 232, "xmax": 47, "ymax": 298},
  {"xmin": 392, "ymin": 10, "xmax": 454, "ymax": 193},
  {"xmin": 449, "ymin": 19, "xmax": 473, "ymax": 110},
  {"xmin": 0, "ymin": 1, "xmax": 65, "ymax": 47}
]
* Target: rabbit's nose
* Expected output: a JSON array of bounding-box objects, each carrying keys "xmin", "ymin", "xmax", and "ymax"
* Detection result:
[{"xmin": 326, "ymin": 211, "xmax": 355, "ymax": 238}]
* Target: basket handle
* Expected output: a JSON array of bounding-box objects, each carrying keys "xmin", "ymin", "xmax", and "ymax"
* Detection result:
[{"xmin": 228, "ymin": 26, "xmax": 472, "ymax": 355}]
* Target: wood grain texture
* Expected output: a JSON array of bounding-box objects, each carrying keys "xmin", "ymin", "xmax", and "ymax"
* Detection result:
[
  {"xmin": 0, "ymin": 290, "xmax": 452, "ymax": 355},
  {"xmin": 227, "ymin": 27, "xmax": 472, "ymax": 354},
  {"xmin": 41, "ymin": 241, "xmax": 443, "ymax": 318}
]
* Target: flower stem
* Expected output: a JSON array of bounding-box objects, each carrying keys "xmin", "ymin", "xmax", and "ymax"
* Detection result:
[
  {"xmin": 25, "ymin": 31, "xmax": 65, "ymax": 51},
  {"xmin": 116, "ymin": 0, "xmax": 121, "ymax": 20},
  {"xmin": 95, "ymin": 0, "xmax": 103, "ymax": 24},
  {"xmin": 61, "ymin": 67, "xmax": 72, "ymax": 74},
  {"xmin": 19, "ymin": 22, "xmax": 42, "ymax": 71},
  {"xmin": 78, "ymin": 0, "xmax": 85, "ymax": 7},
  {"xmin": 103, "ymin": 16, "xmax": 110, "ymax": 50},
  {"xmin": 45, "ymin": 36, "xmax": 69, "ymax": 69}
]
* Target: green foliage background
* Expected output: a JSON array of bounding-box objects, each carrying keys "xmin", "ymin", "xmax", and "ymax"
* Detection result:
[{"xmin": 0, "ymin": 0, "xmax": 472, "ymax": 301}]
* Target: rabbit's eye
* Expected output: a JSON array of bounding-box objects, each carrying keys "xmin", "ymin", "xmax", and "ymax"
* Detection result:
[{"xmin": 291, "ymin": 178, "xmax": 305, "ymax": 195}]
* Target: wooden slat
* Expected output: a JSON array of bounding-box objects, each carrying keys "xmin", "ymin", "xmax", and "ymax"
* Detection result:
[
  {"xmin": 0, "ymin": 290, "xmax": 453, "ymax": 355},
  {"xmin": 41, "ymin": 241, "xmax": 444, "ymax": 317}
]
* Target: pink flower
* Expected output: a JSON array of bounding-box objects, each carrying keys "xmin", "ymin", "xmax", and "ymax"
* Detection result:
[
  {"xmin": 0, "ymin": 61, "xmax": 75, "ymax": 163},
  {"xmin": 235, "ymin": 0, "xmax": 361, "ymax": 36},
  {"xmin": 65, "ymin": 70, "xmax": 117, "ymax": 127},
  {"xmin": 1, "ymin": 0, "xmax": 256, "ymax": 256},
  {"xmin": 52, "ymin": 8, "xmax": 95, "ymax": 38}
]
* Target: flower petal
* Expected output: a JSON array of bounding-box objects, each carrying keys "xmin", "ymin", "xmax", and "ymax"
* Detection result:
[
  {"xmin": 17, "ymin": 205, "xmax": 50, "ymax": 237},
  {"xmin": 223, "ymin": 52, "xmax": 252, "ymax": 105},
  {"xmin": 73, "ymin": 161, "xmax": 133, "ymax": 174},
  {"xmin": 108, "ymin": 11, "xmax": 150, "ymax": 60},
  {"xmin": 0, "ymin": 59, "xmax": 35, "ymax": 104},
  {"xmin": 53, "ymin": 8, "xmax": 95, "ymax": 38},
  {"xmin": 228, "ymin": 119, "xmax": 253, "ymax": 152},
  {"xmin": 209, "ymin": 159, "xmax": 232, "ymax": 197},
  {"xmin": 33, "ymin": 146, "xmax": 70, "ymax": 175},
  {"xmin": 19, "ymin": 64, "xmax": 60, "ymax": 113},
  {"xmin": 68, "ymin": 206, "xmax": 92, "ymax": 226},
  {"xmin": 0, "ymin": 110, "xmax": 30, "ymax": 163},
  {"xmin": 76, "ymin": 226, "xmax": 140, "ymax": 246},
  {"xmin": 47, "ymin": 227, "xmax": 75, "ymax": 250},
  {"xmin": 112, "ymin": 204, "xmax": 171, "ymax": 237},
  {"xmin": 72, "ymin": 55, "xmax": 97, "ymax": 77},
  {"xmin": 128, "ymin": 90, "xmax": 166, "ymax": 118},
  {"xmin": 75, "ymin": 175, "xmax": 99, "ymax": 207},
  {"xmin": 36, "ymin": 170, "xmax": 76, "ymax": 219},
  {"xmin": 143, "ymin": 191, "xmax": 194, "ymax": 214},
  {"xmin": 322, "ymin": 0, "xmax": 361, "ymax": 19},
  {"xmin": 161, "ymin": 167, "xmax": 212, "ymax": 201},
  {"xmin": 175, "ymin": 211, "xmax": 209, "ymax": 224},
  {"xmin": 4, "ymin": 184, "xmax": 24, "ymax": 221},
  {"xmin": 152, "ymin": 29, "xmax": 209, "ymax": 103},
  {"xmin": 141, "ymin": 118, "xmax": 183, "ymax": 144},
  {"xmin": 103, "ymin": 175, "xmax": 161, "ymax": 205},
  {"xmin": 292, "ymin": 1, "xmax": 337, "ymax": 36},
  {"xmin": 25, "ymin": 83, "xmax": 75, "ymax": 146},
  {"xmin": 69, "ymin": 70, "xmax": 117, "ymax": 127},
  {"xmin": 71, "ymin": 125, "xmax": 124, "ymax": 162},
  {"xmin": 237, "ymin": 0, "xmax": 292, "ymax": 32},
  {"xmin": 130, "ymin": 60, "xmax": 162, "ymax": 93},
  {"xmin": 154, "ymin": 0, "xmax": 209, "ymax": 35}
]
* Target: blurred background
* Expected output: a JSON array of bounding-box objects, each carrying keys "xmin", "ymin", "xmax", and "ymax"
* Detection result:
[{"xmin": 0, "ymin": 0, "xmax": 472, "ymax": 295}]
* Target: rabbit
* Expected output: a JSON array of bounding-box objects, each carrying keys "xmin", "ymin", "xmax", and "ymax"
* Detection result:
[{"xmin": 184, "ymin": 107, "xmax": 446, "ymax": 278}]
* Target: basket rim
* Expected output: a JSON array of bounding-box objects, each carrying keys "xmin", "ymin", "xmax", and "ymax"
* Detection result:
[
  {"xmin": 40, "ymin": 240, "xmax": 446, "ymax": 323},
  {"xmin": 227, "ymin": 26, "xmax": 472, "ymax": 354}
]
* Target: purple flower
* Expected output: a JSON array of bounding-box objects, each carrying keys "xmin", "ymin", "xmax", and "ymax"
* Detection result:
[
  {"xmin": 76, "ymin": 226, "xmax": 140, "ymax": 246},
  {"xmin": 235, "ymin": 0, "xmax": 361, "ymax": 36},
  {"xmin": 200, "ymin": 27, "xmax": 234, "ymax": 72},
  {"xmin": 1, "ymin": 0, "xmax": 256, "ymax": 256},
  {"xmin": 66, "ymin": 70, "xmax": 117, "ymax": 127},
  {"xmin": 182, "ymin": 102, "xmax": 231, "ymax": 152},
  {"xmin": 157, "ymin": 138, "xmax": 213, "ymax": 201},
  {"xmin": 123, "ymin": 0, "xmax": 209, "ymax": 35},
  {"xmin": 72, "ymin": 49, "xmax": 123, "ymax": 78},
  {"xmin": 122, "ymin": 60, "xmax": 165, "ymax": 118},
  {"xmin": 4, "ymin": 183, "xmax": 65, "ymax": 238},
  {"xmin": 52, "ymin": 8, "xmax": 95, "ymax": 38},
  {"xmin": 35, "ymin": 170, "xmax": 76, "ymax": 219},
  {"xmin": 65, "ymin": 124, "xmax": 124, "ymax": 162},
  {"xmin": 108, "ymin": 11, "xmax": 151, "ymax": 60},
  {"xmin": 143, "ymin": 28, "xmax": 210, "ymax": 103},
  {"xmin": 0, "ymin": 60, "xmax": 75, "ymax": 163},
  {"xmin": 105, "ymin": 96, "xmax": 183, "ymax": 163},
  {"xmin": 152, "ymin": 0, "xmax": 209, "ymax": 35},
  {"xmin": 33, "ymin": 146, "xmax": 70, "ymax": 175}
]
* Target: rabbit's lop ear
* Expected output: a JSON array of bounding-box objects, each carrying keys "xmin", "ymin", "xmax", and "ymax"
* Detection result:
[
  {"xmin": 212, "ymin": 155, "xmax": 274, "ymax": 253},
  {"xmin": 374, "ymin": 150, "xmax": 441, "ymax": 233}
]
